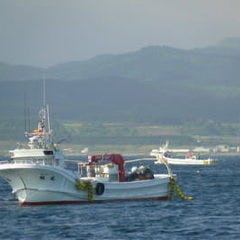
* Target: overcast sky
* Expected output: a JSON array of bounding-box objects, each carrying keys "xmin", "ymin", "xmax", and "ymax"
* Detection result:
[{"xmin": 0, "ymin": 0, "xmax": 240, "ymax": 67}]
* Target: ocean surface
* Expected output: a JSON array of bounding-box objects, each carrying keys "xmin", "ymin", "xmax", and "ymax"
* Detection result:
[{"xmin": 0, "ymin": 155, "xmax": 240, "ymax": 240}]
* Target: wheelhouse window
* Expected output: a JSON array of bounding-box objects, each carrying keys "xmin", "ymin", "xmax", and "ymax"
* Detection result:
[{"xmin": 44, "ymin": 150, "xmax": 54, "ymax": 155}]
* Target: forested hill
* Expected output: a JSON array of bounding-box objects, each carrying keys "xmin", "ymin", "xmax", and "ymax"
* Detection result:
[{"xmin": 0, "ymin": 38, "xmax": 240, "ymax": 125}]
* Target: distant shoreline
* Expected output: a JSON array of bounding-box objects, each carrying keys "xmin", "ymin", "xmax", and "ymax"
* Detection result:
[{"xmin": 0, "ymin": 141, "xmax": 239, "ymax": 158}]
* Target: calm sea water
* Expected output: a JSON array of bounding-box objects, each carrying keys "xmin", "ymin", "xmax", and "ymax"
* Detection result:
[{"xmin": 0, "ymin": 155, "xmax": 239, "ymax": 240}]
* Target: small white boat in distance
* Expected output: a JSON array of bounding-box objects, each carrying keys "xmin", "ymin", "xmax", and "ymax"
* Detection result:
[
  {"xmin": 0, "ymin": 104, "xmax": 178, "ymax": 206},
  {"xmin": 151, "ymin": 143, "xmax": 217, "ymax": 165}
]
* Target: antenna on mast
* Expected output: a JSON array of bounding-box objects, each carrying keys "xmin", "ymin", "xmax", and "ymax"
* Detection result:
[
  {"xmin": 43, "ymin": 77, "xmax": 46, "ymax": 107},
  {"xmin": 28, "ymin": 107, "xmax": 30, "ymax": 133},
  {"xmin": 42, "ymin": 77, "xmax": 52, "ymax": 134},
  {"xmin": 24, "ymin": 93, "xmax": 31, "ymax": 135},
  {"xmin": 24, "ymin": 93, "xmax": 27, "ymax": 133}
]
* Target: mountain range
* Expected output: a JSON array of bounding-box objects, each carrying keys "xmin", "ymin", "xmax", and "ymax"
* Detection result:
[{"xmin": 0, "ymin": 37, "xmax": 240, "ymax": 128}]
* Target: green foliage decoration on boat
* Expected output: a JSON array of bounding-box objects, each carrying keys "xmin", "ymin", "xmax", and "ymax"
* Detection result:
[
  {"xmin": 170, "ymin": 177, "xmax": 193, "ymax": 201},
  {"xmin": 75, "ymin": 179, "xmax": 94, "ymax": 202}
]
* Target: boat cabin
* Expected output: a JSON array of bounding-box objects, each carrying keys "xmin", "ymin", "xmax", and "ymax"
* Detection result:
[
  {"xmin": 9, "ymin": 148, "xmax": 64, "ymax": 166},
  {"xmin": 83, "ymin": 154, "xmax": 126, "ymax": 182},
  {"xmin": 78, "ymin": 154, "xmax": 154, "ymax": 182}
]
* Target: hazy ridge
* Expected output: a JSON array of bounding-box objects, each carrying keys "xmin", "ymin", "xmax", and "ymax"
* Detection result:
[{"xmin": 0, "ymin": 38, "xmax": 240, "ymax": 146}]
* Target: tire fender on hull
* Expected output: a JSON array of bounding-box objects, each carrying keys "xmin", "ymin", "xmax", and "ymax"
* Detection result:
[{"xmin": 95, "ymin": 183, "xmax": 105, "ymax": 195}]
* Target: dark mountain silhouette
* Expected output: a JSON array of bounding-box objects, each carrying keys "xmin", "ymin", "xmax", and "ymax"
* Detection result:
[{"xmin": 0, "ymin": 38, "xmax": 240, "ymax": 125}]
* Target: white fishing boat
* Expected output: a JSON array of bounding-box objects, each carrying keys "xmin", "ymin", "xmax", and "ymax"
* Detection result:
[
  {"xmin": 151, "ymin": 143, "xmax": 217, "ymax": 165},
  {"xmin": 0, "ymin": 103, "xmax": 190, "ymax": 206}
]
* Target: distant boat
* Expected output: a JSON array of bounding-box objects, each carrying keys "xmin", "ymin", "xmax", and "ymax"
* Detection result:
[
  {"xmin": 0, "ymin": 103, "xmax": 185, "ymax": 206},
  {"xmin": 151, "ymin": 143, "xmax": 218, "ymax": 165}
]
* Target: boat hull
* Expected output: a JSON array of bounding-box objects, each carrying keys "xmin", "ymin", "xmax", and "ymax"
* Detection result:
[
  {"xmin": 0, "ymin": 163, "xmax": 171, "ymax": 206},
  {"xmin": 163, "ymin": 157, "xmax": 216, "ymax": 165}
]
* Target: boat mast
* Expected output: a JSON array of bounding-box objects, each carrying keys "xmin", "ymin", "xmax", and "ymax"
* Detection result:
[
  {"xmin": 41, "ymin": 78, "xmax": 53, "ymax": 143},
  {"xmin": 42, "ymin": 78, "xmax": 51, "ymax": 134},
  {"xmin": 26, "ymin": 79, "xmax": 53, "ymax": 149}
]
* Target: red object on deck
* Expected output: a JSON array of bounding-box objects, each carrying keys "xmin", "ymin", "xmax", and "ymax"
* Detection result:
[{"xmin": 88, "ymin": 154, "xmax": 126, "ymax": 182}]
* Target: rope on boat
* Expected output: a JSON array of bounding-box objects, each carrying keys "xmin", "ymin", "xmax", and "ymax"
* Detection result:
[
  {"xmin": 75, "ymin": 179, "xmax": 94, "ymax": 202},
  {"xmin": 125, "ymin": 157, "xmax": 155, "ymax": 163},
  {"xmin": 170, "ymin": 177, "xmax": 193, "ymax": 201}
]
